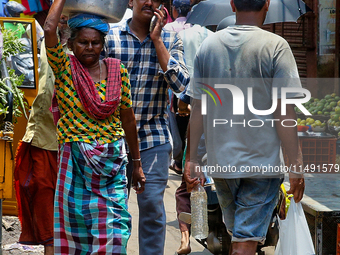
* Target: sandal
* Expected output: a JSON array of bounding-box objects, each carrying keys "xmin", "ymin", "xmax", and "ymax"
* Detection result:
[{"xmin": 169, "ymin": 162, "xmax": 183, "ymax": 175}]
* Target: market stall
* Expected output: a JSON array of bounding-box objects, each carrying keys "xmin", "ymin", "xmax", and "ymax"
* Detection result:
[{"xmin": 293, "ymin": 93, "xmax": 340, "ymax": 172}]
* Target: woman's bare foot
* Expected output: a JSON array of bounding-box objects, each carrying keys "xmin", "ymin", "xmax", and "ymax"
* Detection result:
[{"xmin": 176, "ymin": 230, "xmax": 191, "ymax": 254}]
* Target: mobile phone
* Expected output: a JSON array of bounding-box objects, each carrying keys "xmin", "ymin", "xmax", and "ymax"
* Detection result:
[{"xmin": 149, "ymin": 4, "xmax": 163, "ymax": 32}]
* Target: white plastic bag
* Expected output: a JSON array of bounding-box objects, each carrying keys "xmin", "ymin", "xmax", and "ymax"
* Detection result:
[{"xmin": 275, "ymin": 198, "xmax": 315, "ymax": 255}]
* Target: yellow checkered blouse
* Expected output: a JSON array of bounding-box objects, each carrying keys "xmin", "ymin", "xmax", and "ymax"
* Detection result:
[{"xmin": 46, "ymin": 42, "xmax": 132, "ymax": 145}]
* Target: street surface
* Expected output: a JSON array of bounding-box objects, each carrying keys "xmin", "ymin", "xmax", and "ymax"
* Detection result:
[
  {"xmin": 127, "ymin": 170, "xmax": 275, "ymax": 255},
  {"xmin": 0, "ymin": 169, "xmax": 275, "ymax": 255},
  {"xmin": 127, "ymin": 171, "xmax": 212, "ymax": 255}
]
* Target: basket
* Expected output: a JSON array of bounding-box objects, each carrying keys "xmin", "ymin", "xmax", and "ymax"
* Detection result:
[{"xmin": 283, "ymin": 136, "xmax": 337, "ymax": 173}]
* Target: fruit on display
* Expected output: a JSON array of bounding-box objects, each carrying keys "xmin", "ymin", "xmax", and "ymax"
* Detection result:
[
  {"xmin": 294, "ymin": 93, "xmax": 340, "ymax": 136},
  {"xmin": 295, "ymin": 93, "xmax": 340, "ymax": 116},
  {"xmin": 297, "ymin": 118, "xmax": 326, "ymax": 132}
]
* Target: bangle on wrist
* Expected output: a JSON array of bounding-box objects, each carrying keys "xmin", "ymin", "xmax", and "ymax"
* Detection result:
[
  {"xmin": 290, "ymin": 169, "xmax": 304, "ymax": 175},
  {"xmin": 132, "ymin": 158, "xmax": 141, "ymax": 162}
]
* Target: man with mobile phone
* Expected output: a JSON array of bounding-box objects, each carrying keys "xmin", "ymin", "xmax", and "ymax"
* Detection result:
[{"xmin": 104, "ymin": 0, "xmax": 190, "ymax": 254}]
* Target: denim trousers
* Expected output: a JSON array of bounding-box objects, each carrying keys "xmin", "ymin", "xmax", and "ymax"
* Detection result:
[
  {"xmin": 128, "ymin": 142, "xmax": 171, "ymax": 255},
  {"xmin": 213, "ymin": 177, "xmax": 282, "ymax": 244}
]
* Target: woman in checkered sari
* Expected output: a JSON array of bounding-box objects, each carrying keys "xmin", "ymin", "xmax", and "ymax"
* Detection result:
[{"xmin": 43, "ymin": 0, "xmax": 146, "ymax": 254}]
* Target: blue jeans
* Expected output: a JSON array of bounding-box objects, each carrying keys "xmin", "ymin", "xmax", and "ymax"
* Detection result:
[
  {"xmin": 136, "ymin": 143, "xmax": 171, "ymax": 255},
  {"xmin": 213, "ymin": 178, "xmax": 282, "ymax": 244}
]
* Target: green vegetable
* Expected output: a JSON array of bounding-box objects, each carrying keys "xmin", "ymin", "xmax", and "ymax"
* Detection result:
[
  {"xmin": 1, "ymin": 26, "xmax": 26, "ymax": 58},
  {"xmin": 0, "ymin": 25, "xmax": 28, "ymax": 126}
]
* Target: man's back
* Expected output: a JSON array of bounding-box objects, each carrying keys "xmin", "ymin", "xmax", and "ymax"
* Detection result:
[
  {"xmin": 189, "ymin": 26, "xmax": 301, "ymax": 178},
  {"xmin": 184, "ymin": 1, "xmax": 305, "ymax": 253},
  {"xmin": 196, "ymin": 26, "xmax": 298, "ymax": 79}
]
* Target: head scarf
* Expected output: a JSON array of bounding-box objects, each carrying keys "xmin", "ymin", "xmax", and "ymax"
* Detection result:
[
  {"xmin": 67, "ymin": 13, "xmax": 109, "ymax": 34},
  {"xmin": 163, "ymin": 7, "xmax": 173, "ymax": 25}
]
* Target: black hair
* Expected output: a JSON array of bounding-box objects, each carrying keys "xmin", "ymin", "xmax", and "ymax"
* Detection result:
[
  {"xmin": 69, "ymin": 27, "xmax": 106, "ymax": 45},
  {"xmin": 233, "ymin": 0, "xmax": 267, "ymax": 12},
  {"xmin": 175, "ymin": 5, "xmax": 191, "ymax": 17}
]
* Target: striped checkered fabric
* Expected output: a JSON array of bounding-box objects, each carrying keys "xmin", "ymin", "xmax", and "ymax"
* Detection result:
[
  {"xmin": 54, "ymin": 139, "xmax": 131, "ymax": 255},
  {"xmin": 105, "ymin": 20, "xmax": 190, "ymax": 151}
]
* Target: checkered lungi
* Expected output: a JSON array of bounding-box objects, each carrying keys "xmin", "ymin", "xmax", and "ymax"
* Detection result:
[{"xmin": 54, "ymin": 139, "xmax": 131, "ymax": 255}]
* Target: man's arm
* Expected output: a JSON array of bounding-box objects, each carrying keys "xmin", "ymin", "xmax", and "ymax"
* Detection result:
[
  {"xmin": 183, "ymin": 98, "xmax": 205, "ymax": 192},
  {"xmin": 273, "ymin": 101, "xmax": 305, "ymax": 203},
  {"xmin": 149, "ymin": 9, "xmax": 189, "ymax": 93},
  {"xmin": 163, "ymin": 34, "xmax": 190, "ymax": 93}
]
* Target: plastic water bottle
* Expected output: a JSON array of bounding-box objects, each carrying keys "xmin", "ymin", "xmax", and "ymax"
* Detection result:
[{"xmin": 191, "ymin": 183, "xmax": 209, "ymax": 239}]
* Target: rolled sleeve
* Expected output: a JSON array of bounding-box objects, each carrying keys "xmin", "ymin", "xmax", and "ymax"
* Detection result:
[
  {"xmin": 179, "ymin": 86, "xmax": 191, "ymax": 104},
  {"xmin": 164, "ymin": 34, "xmax": 190, "ymax": 93}
]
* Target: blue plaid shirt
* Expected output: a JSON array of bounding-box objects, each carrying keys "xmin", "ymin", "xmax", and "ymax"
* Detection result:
[{"xmin": 105, "ymin": 19, "xmax": 190, "ymax": 151}]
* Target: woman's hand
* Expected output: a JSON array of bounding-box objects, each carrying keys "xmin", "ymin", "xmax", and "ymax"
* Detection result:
[
  {"xmin": 121, "ymin": 107, "xmax": 145, "ymax": 193},
  {"xmin": 44, "ymin": 0, "xmax": 66, "ymax": 47},
  {"xmin": 132, "ymin": 162, "xmax": 146, "ymax": 194}
]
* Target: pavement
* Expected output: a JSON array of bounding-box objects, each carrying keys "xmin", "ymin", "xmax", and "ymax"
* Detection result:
[
  {"xmin": 127, "ymin": 171, "xmax": 212, "ymax": 255},
  {"xmin": 0, "ymin": 168, "xmax": 275, "ymax": 255},
  {"xmin": 127, "ymin": 170, "xmax": 275, "ymax": 255}
]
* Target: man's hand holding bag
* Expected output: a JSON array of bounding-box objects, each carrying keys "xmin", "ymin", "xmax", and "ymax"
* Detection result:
[{"xmin": 275, "ymin": 198, "xmax": 315, "ymax": 255}]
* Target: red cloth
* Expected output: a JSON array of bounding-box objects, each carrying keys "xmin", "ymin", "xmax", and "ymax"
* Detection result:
[
  {"xmin": 68, "ymin": 55, "xmax": 121, "ymax": 120},
  {"xmin": 176, "ymin": 175, "xmax": 191, "ymax": 232},
  {"xmin": 20, "ymin": 0, "xmax": 32, "ymax": 15},
  {"xmin": 21, "ymin": 0, "xmax": 50, "ymax": 15},
  {"xmin": 14, "ymin": 141, "xmax": 58, "ymax": 245}
]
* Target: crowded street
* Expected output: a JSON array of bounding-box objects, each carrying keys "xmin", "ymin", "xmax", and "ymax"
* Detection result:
[
  {"xmin": 0, "ymin": 0, "xmax": 339, "ymax": 254},
  {"xmin": 127, "ymin": 170, "xmax": 213, "ymax": 255},
  {"xmin": 127, "ymin": 170, "xmax": 276, "ymax": 255}
]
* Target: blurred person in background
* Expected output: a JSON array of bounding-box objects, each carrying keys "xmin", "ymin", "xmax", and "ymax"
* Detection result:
[
  {"xmin": 164, "ymin": 0, "xmax": 191, "ymax": 32},
  {"xmin": 164, "ymin": 0, "xmax": 192, "ymax": 176},
  {"xmin": 174, "ymin": 15, "xmax": 214, "ymax": 255}
]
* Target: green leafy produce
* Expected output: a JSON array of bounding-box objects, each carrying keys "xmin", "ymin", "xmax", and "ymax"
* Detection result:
[
  {"xmin": 1, "ymin": 26, "xmax": 26, "ymax": 58},
  {"xmin": 0, "ymin": 71, "xmax": 27, "ymax": 122},
  {"xmin": 0, "ymin": 25, "xmax": 28, "ymax": 127}
]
